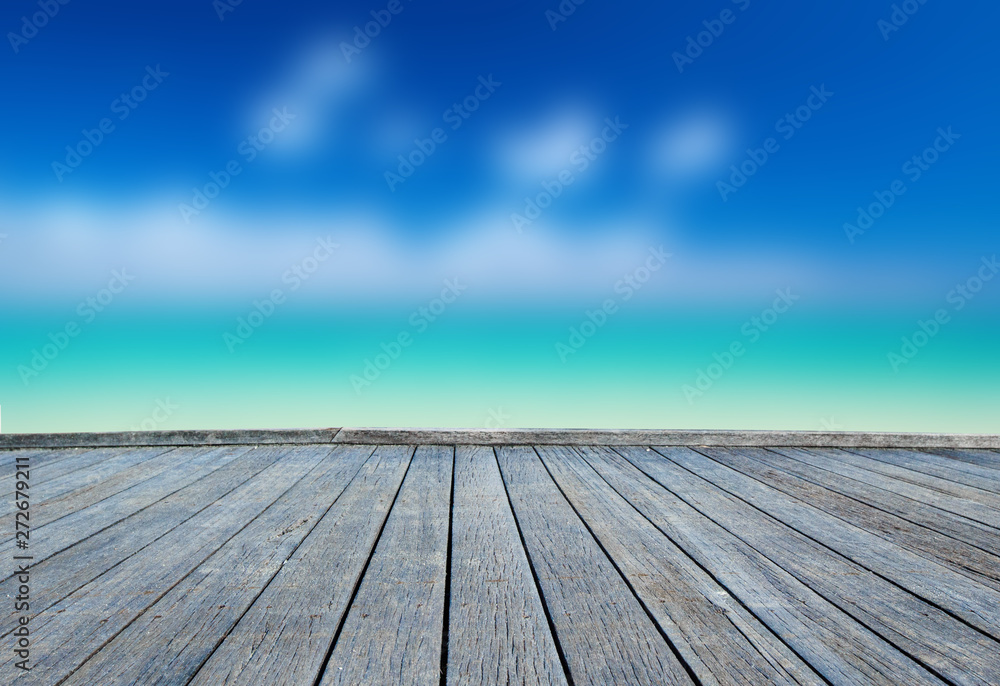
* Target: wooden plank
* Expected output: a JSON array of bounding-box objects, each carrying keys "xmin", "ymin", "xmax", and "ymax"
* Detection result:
[
  {"xmin": 816, "ymin": 447, "xmax": 1000, "ymax": 515},
  {"xmin": 60, "ymin": 445, "xmax": 375, "ymax": 686},
  {"xmin": 0, "ymin": 427, "xmax": 340, "ymax": 448},
  {"xmin": 768, "ymin": 447, "xmax": 1000, "ymax": 556},
  {"xmin": 847, "ymin": 448, "xmax": 1000, "ymax": 493},
  {"xmin": 0, "ymin": 447, "xmax": 92, "ymax": 470},
  {"xmin": 580, "ymin": 446, "xmax": 943, "ymax": 686},
  {"xmin": 320, "ymin": 446, "xmax": 453, "ymax": 685},
  {"xmin": 331, "ymin": 428, "xmax": 1000, "ymax": 448},
  {"xmin": 0, "ymin": 449, "xmax": 111, "ymax": 515},
  {"xmin": 5, "ymin": 428, "xmax": 1000, "ymax": 449},
  {"xmin": 914, "ymin": 449, "xmax": 1000, "ymax": 480},
  {"xmin": 0, "ymin": 443, "xmax": 292, "ymax": 641},
  {"xmin": 0, "ymin": 448, "xmax": 44, "ymax": 469},
  {"xmin": 708, "ymin": 447, "xmax": 1000, "ymax": 592},
  {"xmin": 445, "ymin": 446, "xmax": 566, "ymax": 686},
  {"xmin": 925, "ymin": 448, "xmax": 1000, "ymax": 469},
  {"xmin": 0, "ymin": 447, "xmax": 128, "ymax": 498},
  {"xmin": 189, "ymin": 445, "xmax": 414, "ymax": 685},
  {"xmin": 0, "ymin": 448, "xmax": 107, "ymax": 491},
  {"xmin": 0, "ymin": 446, "xmax": 250, "ymax": 567},
  {"xmin": 495, "ymin": 445, "xmax": 695, "ymax": 686},
  {"xmin": 681, "ymin": 446, "xmax": 1000, "ymax": 641},
  {"xmin": 0, "ymin": 445, "xmax": 189, "ymax": 541},
  {"xmin": 3, "ymin": 444, "xmax": 327, "ymax": 685},
  {"xmin": 536, "ymin": 445, "xmax": 822, "ymax": 686},
  {"xmin": 627, "ymin": 446, "xmax": 1000, "ymax": 685},
  {"xmin": 0, "ymin": 447, "xmax": 172, "ymax": 525}
]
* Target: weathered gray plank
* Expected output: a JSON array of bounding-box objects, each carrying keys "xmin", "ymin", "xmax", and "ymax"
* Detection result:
[
  {"xmin": 846, "ymin": 448, "xmax": 1000, "ymax": 493},
  {"xmin": 536, "ymin": 445, "xmax": 822, "ymax": 686},
  {"xmin": 582, "ymin": 446, "xmax": 943, "ymax": 686},
  {"xmin": 685, "ymin": 446, "xmax": 1000, "ymax": 641},
  {"xmin": 60, "ymin": 445, "xmax": 375, "ymax": 686},
  {"xmin": 768, "ymin": 447, "xmax": 1000, "ymax": 556},
  {"xmin": 0, "ymin": 446, "xmax": 250, "ymax": 567},
  {"xmin": 445, "ymin": 446, "xmax": 566, "ymax": 686},
  {"xmin": 5, "ymin": 428, "xmax": 1000, "ymax": 448},
  {"xmin": 0, "ymin": 448, "xmax": 44, "ymax": 469},
  {"xmin": 4, "ymin": 444, "xmax": 326, "ymax": 685},
  {"xmin": 921, "ymin": 448, "xmax": 1000, "ymax": 472},
  {"xmin": 0, "ymin": 428, "xmax": 340, "ymax": 448},
  {"xmin": 631, "ymin": 447, "xmax": 1000, "ymax": 685},
  {"xmin": 817, "ymin": 447, "xmax": 1000, "ymax": 515},
  {"xmin": 709, "ymin": 447, "xmax": 1000, "ymax": 591},
  {"xmin": 0, "ymin": 447, "xmax": 113, "ymax": 493},
  {"xmin": 0, "ymin": 444, "xmax": 292, "ymax": 641},
  {"xmin": 2, "ymin": 433, "xmax": 996, "ymax": 685},
  {"xmin": 0, "ymin": 445, "xmax": 188, "ymax": 541},
  {"xmin": 924, "ymin": 448, "xmax": 1000, "ymax": 469},
  {"xmin": 189, "ymin": 445, "xmax": 414, "ymax": 685},
  {"xmin": 0, "ymin": 447, "xmax": 175, "ymax": 527},
  {"xmin": 0, "ymin": 449, "xmax": 117, "ymax": 497},
  {"xmin": 0, "ymin": 447, "xmax": 92, "ymax": 471},
  {"xmin": 320, "ymin": 446, "xmax": 453, "ymax": 685},
  {"xmin": 1, "ymin": 449, "xmax": 120, "ymax": 526},
  {"xmin": 0, "ymin": 448, "xmax": 129, "ymax": 494},
  {"xmin": 331, "ymin": 429, "xmax": 1000, "ymax": 448},
  {"xmin": 495, "ymin": 445, "xmax": 695, "ymax": 686}
]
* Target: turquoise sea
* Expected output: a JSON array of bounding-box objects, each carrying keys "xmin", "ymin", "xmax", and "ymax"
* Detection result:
[{"xmin": 4, "ymin": 301, "xmax": 997, "ymax": 434}]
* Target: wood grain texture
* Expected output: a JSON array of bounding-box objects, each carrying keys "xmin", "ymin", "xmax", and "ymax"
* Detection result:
[
  {"xmin": 637, "ymin": 447, "xmax": 1000, "ymax": 685},
  {"xmin": 0, "ymin": 443, "xmax": 291, "ymax": 641},
  {"xmin": 61, "ymin": 445, "xmax": 375, "ymax": 686},
  {"xmin": 923, "ymin": 448, "xmax": 1000, "ymax": 469},
  {"xmin": 583, "ymin": 446, "xmax": 943, "ymax": 686},
  {"xmin": 320, "ymin": 445, "xmax": 453, "ymax": 685},
  {"xmin": 0, "ymin": 428, "xmax": 341, "ymax": 448},
  {"xmin": 708, "ymin": 447, "xmax": 1000, "ymax": 592},
  {"xmin": 445, "ymin": 446, "xmax": 566, "ymax": 686},
  {"xmin": 4, "ymin": 437, "xmax": 999, "ymax": 685},
  {"xmin": 5, "ymin": 444, "xmax": 325, "ymax": 685},
  {"xmin": 189, "ymin": 445, "xmax": 414, "ymax": 685},
  {"xmin": 5, "ymin": 427, "xmax": 1000, "ymax": 449},
  {"xmin": 0, "ymin": 447, "xmax": 91, "ymax": 471},
  {"xmin": 0, "ymin": 445, "xmax": 180, "ymax": 537},
  {"xmin": 0, "ymin": 448, "xmax": 188, "ymax": 548},
  {"xmin": 0, "ymin": 447, "xmax": 119, "ymax": 495},
  {"xmin": 332, "ymin": 429, "xmax": 1000, "ymax": 448},
  {"xmin": 686, "ymin": 446, "xmax": 1000, "ymax": 642},
  {"xmin": 0, "ymin": 448, "xmax": 44, "ymax": 468},
  {"xmin": 0, "ymin": 446, "xmax": 250, "ymax": 567},
  {"xmin": 817, "ymin": 447, "xmax": 1000, "ymax": 516},
  {"xmin": 769, "ymin": 447, "xmax": 1000, "ymax": 550},
  {"xmin": 537, "ymin": 445, "xmax": 822, "ymax": 686},
  {"xmin": 845, "ymin": 448, "xmax": 1000, "ymax": 493},
  {"xmin": 495, "ymin": 446, "xmax": 695, "ymax": 686}
]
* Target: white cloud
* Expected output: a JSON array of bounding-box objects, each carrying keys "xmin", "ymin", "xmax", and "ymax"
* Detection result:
[
  {"xmin": 0, "ymin": 202, "xmax": 839, "ymax": 307},
  {"xmin": 650, "ymin": 107, "xmax": 735, "ymax": 178},
  {"xmin": 494, "ymin": 106, "xmax": 595, "ymax": 180},
  {"xmin": 245, "ymin": 34, "xmax": 372, "ymax": 155}
]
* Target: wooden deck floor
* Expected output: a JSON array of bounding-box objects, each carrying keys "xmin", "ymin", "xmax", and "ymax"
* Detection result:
[{"xmin": 4, "ymin": 441, "xmax": 1000, "ymax": 684}]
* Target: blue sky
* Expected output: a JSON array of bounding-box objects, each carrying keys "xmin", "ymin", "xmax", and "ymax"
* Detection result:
[
  {"xmin": 3, "ymin": 1, "xmax": 996, "ymax": 252},
  {"xmin": 1, "ymin": 0, "xmax": 998, "ymax": 432}
]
